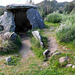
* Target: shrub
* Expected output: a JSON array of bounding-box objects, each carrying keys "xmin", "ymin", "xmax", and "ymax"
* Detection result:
[
  {"xmin": 56, "ymin": 13, "xmax": 75, "ymax": 45},
  {"xmin": 45, "ymin": 12, "xmax": 63, "ymax": 23},
  {"xmin": 0, "ymin": 35, "xmax": 21, "ymax": 53}
]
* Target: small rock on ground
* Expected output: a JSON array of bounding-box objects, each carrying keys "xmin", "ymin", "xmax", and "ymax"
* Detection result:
[
  {"xmin": 72, "ymin": 65, "xmax": 75, "ymax": 68},
  {"xmin": 5, "ymin": 57, "xmax": 12, "ymax": 63},
  {"xmin": 66, "ymin": 64, "xmax": 72, "ymax": 68},
  {"xmin": 59, "ymin": 57, "xmax": 68, "ymax": 63},
  {"xmin": 53, "ymin": 52, "xmax": 61, "ymax": 56}
]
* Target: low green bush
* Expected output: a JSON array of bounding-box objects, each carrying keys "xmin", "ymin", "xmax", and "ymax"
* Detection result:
[
  {"xmin": 30, "ymin": 37, "xmax": 45, "ymax": 59},
  {"xmin": 45, "ymin": 12, "xmax": 63, "ymax": 23},
  {"xmin": 56, "ymin": 13, "xmax": 75, "ymax": 45}
]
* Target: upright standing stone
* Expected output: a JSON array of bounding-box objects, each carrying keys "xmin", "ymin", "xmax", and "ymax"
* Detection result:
[{"xmin": 32, "ymin": 30, "xmax": 43, "ymax": 47}]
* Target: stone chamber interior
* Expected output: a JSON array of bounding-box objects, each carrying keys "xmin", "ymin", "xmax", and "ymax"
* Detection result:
[{"xmin": 10, "ymin": 9, "xmax": 32, "ymax": 34}]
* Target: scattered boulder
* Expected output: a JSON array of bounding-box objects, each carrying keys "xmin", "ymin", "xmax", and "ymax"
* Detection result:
[
  {"xmin": 10, "ymin": 32, "xmax": 17, "ymax": 41},
  {"xmin": 43, "ymin": 49, "xmax": 50, "ymax": 56},
  {"xmin": 4, "ymin": 32, "xmax": 11, "ymax": 39},
  {"xmin": 5, "ymin": 57, "xmax": 12, "ymax": 63},
  {"xmin": 53, "ymin": 52, "xmax": 61, "ymax": 56},
  {"xmin": 32, "ymin": 30, "xmax": 43, "ymax": 47},
  {"xmin": 4, "ymin": 32, "xmax": 17, "ymax": 41},
  {"xmin": 66, "ymin": 64, "xmax": 72, "ymax": 68},
  {"xmin": 14, "ymin": 54, "xmax": 18, "ymax": 57},
  {"xmin": 72, "ymin": 65, "xmax": 75, "ymax": 68},
  {"xmin": 26, "ymin": 8, "xmax": 45, "ymax": 29},
  {"xmin": 43, "ymin": 49, "xmax": 50, "ymax": 59},
  {"xmin": 59, "ymin": 56, "xmax": 68, "ymax": 63}
]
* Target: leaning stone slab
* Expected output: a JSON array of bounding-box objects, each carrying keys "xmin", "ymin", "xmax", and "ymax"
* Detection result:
[
  {"xmin": 26, "ymin": 8, "xmax": 45, "ymax": 29},
  {"xmin": 0, "ymin": 11, "xmax": 15, "ymax": 32},
  {"xmin": 32, "ymin": 30, "xmax": 43, "ymax": 47}
]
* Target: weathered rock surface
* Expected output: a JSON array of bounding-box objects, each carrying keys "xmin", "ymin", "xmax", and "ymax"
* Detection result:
[
  {"xmin": 0, "ymin": 11, "xmax": 15, "ymax": 32},
  {"xmin": 59, "ymin": 57, "xmax": 68, "ymax": 63},
  {"xmin": 6, "ymin": 4, "xmax": 37, "ymax": 10},
  {"xmin": 0, "ymin": 4, "xmax": 44, "ymax": 33},
  {"xmin": 53, "ymin": 52, "xmax": 61, "ymax": 56},
  {"xmin": 43, "ymin": 49, "xmax": 50, "ymax": 56},
  {"xmin": 72, "ymin": 65, "xmax": 75, "ymax": 68},
  {"xmin": 5, "ymin": 57, "xmax": 12, "ymax": 63},
  {"xmin": 26, "ymin": 8, "xmax": 45, "ymax": 29},
  {"xmin": 4, "ymin": 32, "xmax": 17, "ymax": 41},
  {"xmin": 66, "ymin": 64, "xmax": 72, "ymax": 68},
  {"xmin": 32, "ymin": 30, "xmax": 43, "ymax": 47},
  {"xmin": 14, "ymin": 54, "xmax": 18, "ymax": 57}
]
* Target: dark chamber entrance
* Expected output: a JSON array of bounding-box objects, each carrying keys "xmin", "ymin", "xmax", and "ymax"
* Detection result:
[{"xmin": 11, "ymin": 9, "xmax": 32, "ymax": 34}]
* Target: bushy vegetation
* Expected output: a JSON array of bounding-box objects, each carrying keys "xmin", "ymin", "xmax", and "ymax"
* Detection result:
[
  {"xmin": 70, "ymin": 8, "xmax": 75, "ymax": 15},
  {"xmin": 56, "ymin": 13, "xmax": 75, "ymax": 45},
  {"xmin": 0, "ymin": 35, "xmax": 21, "ymax": 53},
  {"xmin": 64, "ymin": 2, "xmax": 74, "ymax": 14},
  {"xmin": 45, "ymin": 12, "xmax": 63, "ymax": 23},
  {"xmin": 37, "ymin": 0, "xmax": 68, "ymax": 17}
]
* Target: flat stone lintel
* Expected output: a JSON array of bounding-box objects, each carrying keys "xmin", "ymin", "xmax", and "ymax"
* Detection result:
[{"xmin": 6, "ymin": 4, "xmax": 38, "ymax": 10}]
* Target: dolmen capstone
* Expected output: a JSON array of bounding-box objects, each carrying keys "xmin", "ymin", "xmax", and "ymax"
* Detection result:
[{"xmin": 0, "ymin": 4, "xmax": 45, "ymax": 33}]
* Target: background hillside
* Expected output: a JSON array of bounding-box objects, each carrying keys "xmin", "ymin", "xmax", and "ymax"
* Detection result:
[
  {"xmin": 36, "ymin": 0, "xmax": 74, "ymax": 18},
  {"xmin": 0, "ymin": 6, "xmax": 5, "ymax": 16}
]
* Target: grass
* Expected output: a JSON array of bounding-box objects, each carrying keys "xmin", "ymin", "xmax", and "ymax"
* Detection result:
[
  {"xmin": 49, "ymin": 53, "xmax": 75, "ymax": 75},
  {"xmin": 0, "ymin": 54, "xmax": 75, "ymax": 75},
  {"xmin": 59, "ymin": 42, "xmax": 75, "ymax": 56},
  {"xmin": 26, "ymin": 27, "xmax": 48, "ymax": 60},
  {"xmin": 30, "ymin": 34, "xmax": 48, "ymax": 60},
  {"xmin": 0, "ymin": 56, "xmax": 46, "ymax": 75},
  {"xmin": 4, "ymin": 54, "xmax": 21, "ymax": 66},
  {"xmin": 44, "ymin": 21, "xmax": 59, "ymax": 28},
  {"xmin": 0, "ymin": 22, "xmax": 75, "ymax": 75}
]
